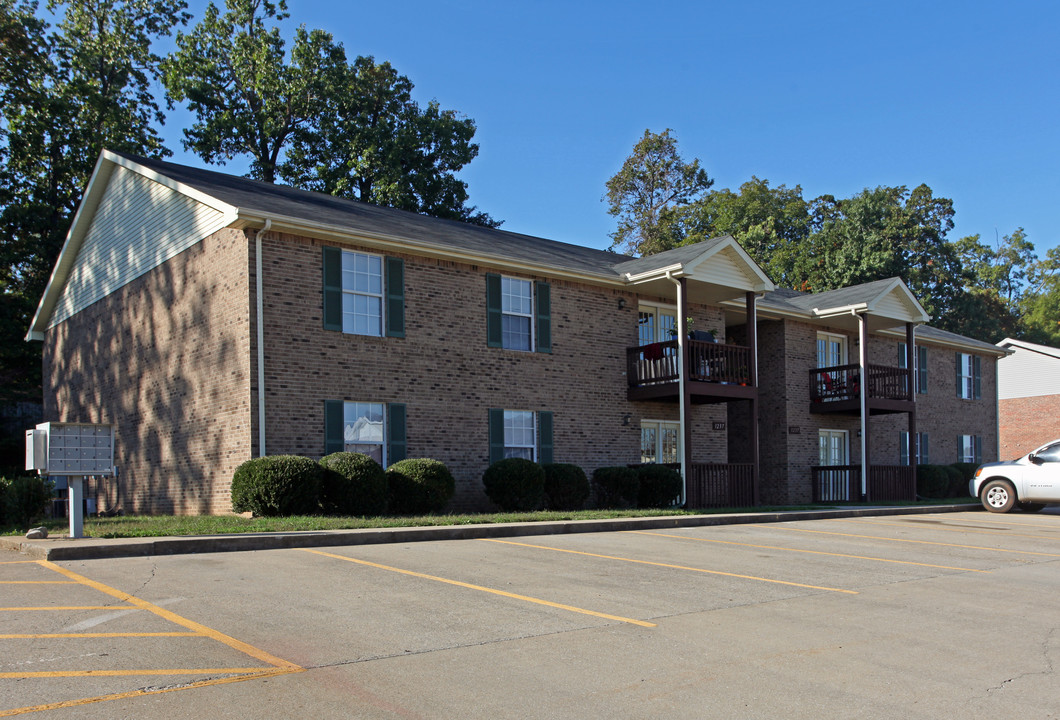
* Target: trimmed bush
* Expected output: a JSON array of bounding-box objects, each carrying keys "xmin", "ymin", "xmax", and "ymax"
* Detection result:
[
  {"xmin": 592, "ymin": 466, "xmax": 640, "ymax": 509},
  {"xmin": 1, "ymin": 475, "xmax": 53, "ymax": 529},
  {"xmin": 483, "ymin": 458, "xmax": 545, "ymax": 511},
  {"xmin": 319, "ymin": 452, "xmax": 388, "ymax": 517},
  {"xmin": 542, "ymin": 463, "xmax": 590, "ymax": 511},
  {"xmin": 916, "ymin": 464, "xmax": 964, "ymax": 499},
  {"xmin": 230, "ymin": 455, "xmax": 323, "ymax": 517},
  {"xmin": 386, "ymin": 459, "xmax": 455, "ymax": 515},
  {"xmin": 636, "ymin": 465, "xmax": 682, "ymax": 508}
]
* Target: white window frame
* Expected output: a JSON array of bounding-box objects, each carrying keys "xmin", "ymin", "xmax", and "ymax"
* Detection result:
[
  {"xmin": 958, "ymin": 434, "xmax": 981, "ymax": 464},
  {"xmin": 817, "ymin": 332, "xmax": 848, "ymax": 369},
  {"xmin": 638, "ymin": 303, "xmax": 679, "ymax": 345},
  {"xmin": 957, "ymin": 353, "xmax": 976, "ymax": 399},
  {"xmin": 640, "ymin": 420, "xmax": 680, "ymax": 464},
  {"xmin": 818, "ymin": 429, "xmax": 849, "ymax": 466},
  {"xmin": 501, "ymin": 276, "xmax": 534, "ymax": 351},
  {"xmin": 344, "ymin": 401, "xmax": 386, "ymax": 465},
  {"xmin": 503, "ymin": 409, "xmax": 537, "ymax": 460},
  {"xmin": 900, "ymin": 431, "xmax": 929, "ymax": 465},
  {"xmin": 341, "ymin": 250, "xmax": 384, "ymax": 337}
]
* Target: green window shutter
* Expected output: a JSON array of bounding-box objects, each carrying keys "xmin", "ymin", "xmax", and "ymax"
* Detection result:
[
  {"xmin": 974, "ymin": 435, "xmax": 983, "ymax": 464},
  {"xmin": 385, "ymin": 257, "xmax": 405, "ymax": 338},
  {"xmin": 918, "ymin": 346, "xmax": 928, "ymax": 394},
  {"xmin": 973, "ymin": 355, "xmax": 982, "ymax": 400},
  {"xmin": 387, "ymin": 403, "xmax": 407, "ymax": 465},
  {"xmin": 324, "ymin": 400, "xmax": 344, "ymax": 455},
  {"xmin": 899, "ymin": 431, "xmax": 909, "ymax": 466},
  {"xmin": 486, "ymin": 274, "xmax": 502, "ymax": 348},
  {"xmin": 535, "ymin": 281, "xmax": 551, "ymax": 354},
  {"xmin": 488, "ymin": 408, "xmax": 505, "ymax": 464},
  {"xmin": 538, "ymin": 411, "xmax": 553, "ymax": 464},
  {"xmin": 921, "ymin": 433, "xmax": 929, "ymax": 465},
  {"xmin": 322, "ymin": 246, "xmax": 343, "ymax": 332}
]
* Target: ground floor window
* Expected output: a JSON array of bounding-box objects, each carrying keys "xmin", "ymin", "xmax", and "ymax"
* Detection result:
[
  {"xmin": 641, "ymin": 421, "xmax": 680, "ymax": 464},
  {"xmin": 900, "ymin": 431, "xmax": 930, "ymax": 465},
  {"xmin": 488, "ymin": 409, "xmax": 553, "ymax": 465},
  {"xmin": 958, "ymin": 434, "xmax": 982, "ymax": 464},
  {"xmin": 344, "ymin": 402, "xmax": 385, "ymax": 464},
  {"xmin": 503, "ymin": 410, "xmax": 536, "ymax": 460},
  {"xmin": 818, "ymin": 429, "xmax": 849, "ymax": 466}
]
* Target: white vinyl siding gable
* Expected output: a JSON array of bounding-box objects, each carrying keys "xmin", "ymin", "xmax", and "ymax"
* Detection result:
[{"xmin": 48, "ymin": 166, "xmax": 232, "ymax": 328}]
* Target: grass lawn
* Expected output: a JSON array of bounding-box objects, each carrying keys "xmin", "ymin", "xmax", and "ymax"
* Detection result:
[{"xmin": 1, "ymin": 500, "xmax": 975, "ymax": 539}]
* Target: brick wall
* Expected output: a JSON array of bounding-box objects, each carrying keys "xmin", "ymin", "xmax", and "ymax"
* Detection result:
[
  {"xmin": 999, "ymin": 395, "xmax": 1060, "ymax": 459},
  {"xmin": 42, "ymin": 229, "xmax": 253, "ymax": 514},
  {"xmin": 257, "ymin": 232, "xmax": 728, "ymax": 512}
]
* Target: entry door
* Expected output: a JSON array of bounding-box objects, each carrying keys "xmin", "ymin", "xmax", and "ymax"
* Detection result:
[
  {"xmin": 639, "ymin": 306, "xmax": 677, "ymax": 344},
  {"xmin": 817, "ymin": 333, "xmax": 847, "ymax": 369}
]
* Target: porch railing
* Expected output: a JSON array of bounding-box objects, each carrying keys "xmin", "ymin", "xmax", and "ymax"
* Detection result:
[
  {"xmin": 628, "ymin": 339, "xmax": 752, "ymax": 389},
  {"xmin": 636, "ymin": 462, "xmax": 755, "ymax": 508},
  {"xmin": 811, "ymin": 464, "xmax": 916, "ymax": 502},
  {"xmin": 809, "ymin": 364, "xmax": 911, "ymax": 404}
]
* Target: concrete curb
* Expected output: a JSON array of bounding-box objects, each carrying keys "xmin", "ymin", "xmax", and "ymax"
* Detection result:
[{"xmin": 1, "ymin": 504, "xmax": 981, "ymax": 562}]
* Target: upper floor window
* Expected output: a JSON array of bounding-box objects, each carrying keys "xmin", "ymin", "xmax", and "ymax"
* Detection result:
[
  {"xmin": 638, "ymin": 305, "xmax": 678, "ymax": 344},
  {"xmin": 817, "ymin": 332, "xmax": 847, "ymax": 369},
  {"xmin": 956, "ymin": 352, "xmax": 981, "ymax": 400},
  {"xmin": 322, "ymin": 247, "xmax": 404, "ymax": 338},
  {"xmin": 486, "ymin": 274, "xmax": 551, "ymax": 353},
  {"xmin": 898, "ymin": 343, "xmax": 928, "ymax": 394}
]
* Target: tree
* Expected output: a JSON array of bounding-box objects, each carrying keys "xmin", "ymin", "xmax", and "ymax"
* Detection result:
[
  {"xmin": 675, "ymin": 176, "xmax": 810, "ymax": 283},
  {"xmin": 280, "ymin": 55, "xmax": 498, "ymax": 227},
  {"xmin": 604, "ymin": 129, "xmax": 713, "ymax": 256},
  {"xmin": 0, "ymin": 0, "xmax": 187, "ymax": 405},
  {"xmin": 1019, "ymin": 245, "xmax": 1060, "ymax": 345},
  {"xmin": 162, "ymin": 0, "xmax": 345, "ymax": 183}
]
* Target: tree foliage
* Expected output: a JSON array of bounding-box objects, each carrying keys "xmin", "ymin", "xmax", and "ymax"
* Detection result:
[
  {"xmin": 280, "ymin": 55, "xmax": 497, "ymax": 226},
  {"xmin": 604, "ymin": 128, "xmax": 713, "ymax": 256},
  {"xmin": 0, "ymin": 0, "xmax": 187, "ymax": 403}
]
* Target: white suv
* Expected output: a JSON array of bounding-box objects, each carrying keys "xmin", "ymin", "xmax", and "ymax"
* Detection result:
[{"xmin": 971, "ymin": 440, "xmax": 1060, "ymax": 513}]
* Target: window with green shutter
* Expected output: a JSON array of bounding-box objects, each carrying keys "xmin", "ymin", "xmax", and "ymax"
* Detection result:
[
  {"xmin": 486, "ymin": 274, "xmax": 551, "ymax": 352},
  {"xmin": 489, "ymin": 408, "xmax": 552, "ymax": 463},
  {"xmin": 322, "ymin": 247, "xmax": 404, "ymax": 338}
]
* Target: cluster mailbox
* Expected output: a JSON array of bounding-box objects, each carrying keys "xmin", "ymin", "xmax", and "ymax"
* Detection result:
[{"xmin": 25, "ymin": 422, "xmax": 114, "ymax": 476}]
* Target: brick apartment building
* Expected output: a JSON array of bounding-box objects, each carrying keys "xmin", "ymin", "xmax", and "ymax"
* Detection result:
[{"xmin": 26, "ymin": 151, "xmax": 1006, "ymax": 514}]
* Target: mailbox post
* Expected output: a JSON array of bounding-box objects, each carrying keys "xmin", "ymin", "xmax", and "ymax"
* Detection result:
[{"xmin": 25, "ymin": 422, "xmax": 115, "ymax": 539}]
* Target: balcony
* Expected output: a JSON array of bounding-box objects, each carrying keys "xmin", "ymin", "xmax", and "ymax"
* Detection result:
[
  {"xmin": 809, "ymin": 363, "xmax": 914, "ymax": 415},
  {"xmin": 811, "ymin": 465, "xmax": 916, "ymax": 502},
  {"xmin": 627, "ymin": 339, "xmax": 756, "ymax": 403}
]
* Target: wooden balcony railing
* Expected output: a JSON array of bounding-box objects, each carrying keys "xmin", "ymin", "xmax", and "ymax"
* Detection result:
[
  {"xmin": 811, "ymin": 464, "xmax": 915, "ymax": 502},
  {"xmin": 633, "ymin": 462, "xmax": 755, "ymax": 508},
  {"xmin": 809, "ymin": 364, "xmax": 911, "ymax": 404},
  {"xmin": 628, "ymin": 339, "xmax": 752, "ymax": 389}
]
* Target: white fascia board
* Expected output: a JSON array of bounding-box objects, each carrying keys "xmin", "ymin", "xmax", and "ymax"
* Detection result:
[
  {"xmin": 812, "ymin": 303, "xmax": 868, "ymax": 318},
  {"xmin": 104, "ymin": 150, "xmax": 238, "ymax": 218},
  {"xmin": 234, "ymin": 211, "xmax": 627, "ymax": 287},
  {"xmin": 681, "ymin": 237, "xmax": 775, "ymax": 292},
  {"xmin": 622, "ymin": 264, "xmax": 685, "ymax": 284}
]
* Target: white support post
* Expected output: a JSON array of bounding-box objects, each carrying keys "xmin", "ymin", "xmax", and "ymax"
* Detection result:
[
  {"xmin": 68, "ymin": 477, "xmax": 84, "ymax": 539},
  {"xmin": 858, "ymin": 312, "xmax": 869, "ymax": 500}
]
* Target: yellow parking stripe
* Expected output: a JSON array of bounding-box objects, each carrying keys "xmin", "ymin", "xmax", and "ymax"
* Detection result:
[
  {"xmin": 627, "ymin": 530, "xmax": 991, "ymax": 572},
  {"xmin": 0, "ymin": 581, "xmax": 78, "ymax": 584},
  {"xmin": 482, "ymin": 539, "xmax": 859, "ymax": 594},
  {"xmin": 1, "ymin": 668, "xmax": 271, "ymax": 679},
  {"xmin": 38, "ymin": 560, "xmax": 302, "ymax": 671},
  {"xmin": 0, "ymin": 668, "xmax": 294, "ymax": 717},
  {"xmin": 0, "ymin": 606, "xmax": 130, "ymax": 611},
  {"xmin": 845, "ymin": 518, "xmax": 1060, "ymax": 542},
  {"xmin": 762, "ymin": 525, "xmax": 1060, "ymax": 557},
  {"xmin": 301, "ymin": 548, "xmax": 656, "ymax": 627},
  {"xmin": 1, "ymin": 632, "xmax": 202, "ymax": 639}
]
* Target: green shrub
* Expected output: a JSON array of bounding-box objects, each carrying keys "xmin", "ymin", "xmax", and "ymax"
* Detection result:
[
  {"xmin": 592, "ymin": 466, "xmax": 640, "ymax": 509},
  {"xmin": 319, "ymin": 452, "xmax": 388, "ymax": 516},
  {"xmin": 483, "ymin": 458, "xmax": 545, "ymax": 511},
  {"xmin": 230, "ymin": 455, "xmax": 323, "ymax": 517},
  {"xmin": 916, "ymin": 464, "xmax": 961, "ymax": 499},
  {"xmin": 386, "ymin": 459, "xmax": 455, "ymax": 515},
  {"xmin": 636, "ymin": 465, "xmax": 682, "ymax": 508},
  {"xmin": 542, "ymin": 463, "xmax": 590, "ymax": 510},
  {"xmin": 948, "ymin": 463, "xmax": 979, "ymax": 497},
  {"xmin": 1, "ymin": 475, "xmax": 54, "ymax": 529}
]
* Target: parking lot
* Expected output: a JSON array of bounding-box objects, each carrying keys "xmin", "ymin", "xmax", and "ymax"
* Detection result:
[{"xmin": 3, "ymin": 510, "xmax": 1059, "ymax": 718}]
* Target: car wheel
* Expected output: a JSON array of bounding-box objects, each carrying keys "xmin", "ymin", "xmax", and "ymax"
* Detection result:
[
  {"xmin": 1018, "ymin": 501, "xmax": 1046, "ymax": 513},
  {"xmin": 981, "ymin": 479, "xmax": 1016, "ymax": 513}
]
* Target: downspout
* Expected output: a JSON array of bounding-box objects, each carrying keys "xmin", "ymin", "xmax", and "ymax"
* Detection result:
[
  {"xmin": 665, "ymin": 271, "xmax": 688, "ymax": 503},
  {"xmin": 255, "ymin": 219, "xmax": 272, "ymax": 457}
]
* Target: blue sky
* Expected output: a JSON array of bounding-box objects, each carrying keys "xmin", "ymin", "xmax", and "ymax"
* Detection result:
[{"xmin": 163, "ymin": 0, "xmax": 1060, "ymax": 257}]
